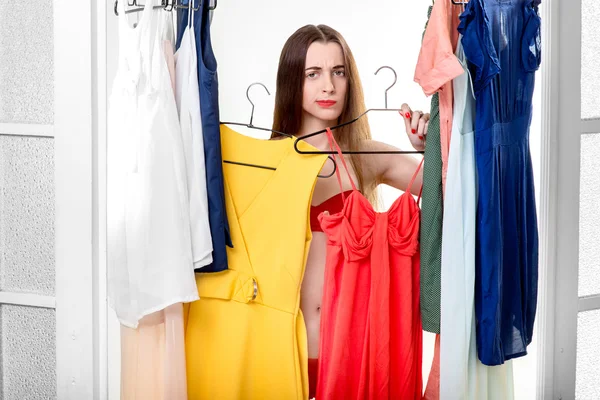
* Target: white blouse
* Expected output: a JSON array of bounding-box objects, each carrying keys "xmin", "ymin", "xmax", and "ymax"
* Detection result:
[{"xmin": 107, "ymin": 0, "xmax": 199, "ymax": 329}]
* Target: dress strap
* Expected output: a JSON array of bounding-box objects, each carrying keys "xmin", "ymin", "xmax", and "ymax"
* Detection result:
[
  {"xmin": 325, "ymin": 128, "xmax": 357, "ymax": 202},
  {"xmin": 406, "ymin": 157, "xmax": 425, "ymax": 202}
]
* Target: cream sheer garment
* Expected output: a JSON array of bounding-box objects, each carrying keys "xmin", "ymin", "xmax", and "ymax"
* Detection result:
[{"xmin": 120, "ymin": 304, "xmax": 188, "ymax": 400}]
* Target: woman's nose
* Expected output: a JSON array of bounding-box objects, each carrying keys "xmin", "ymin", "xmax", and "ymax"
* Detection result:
[{"xmin": 322, "ymin": 76, "xmax": 335, "ymax": 93}]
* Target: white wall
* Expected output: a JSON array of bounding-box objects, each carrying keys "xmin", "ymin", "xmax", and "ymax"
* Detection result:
[
  {"xmin": 212, "ymin": 1, "xmax": 431, "ymax": 150},
  {"xmin": 0, "ymin": 0, "xmax": 57, "ymax": 398},
  {"xmin": 211, "ymin": 1, "xmax": 539, "ymax": 398}
]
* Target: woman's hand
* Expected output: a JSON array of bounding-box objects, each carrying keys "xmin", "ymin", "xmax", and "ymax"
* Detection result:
[{"xmin": 400, "ymin": 103, "xmax": 429, "ymax": 152}]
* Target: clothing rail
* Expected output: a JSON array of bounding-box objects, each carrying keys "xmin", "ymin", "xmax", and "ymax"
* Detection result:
[{"xmin": 113, "ymin": 0, "xmax": 217, "ymax": 16}]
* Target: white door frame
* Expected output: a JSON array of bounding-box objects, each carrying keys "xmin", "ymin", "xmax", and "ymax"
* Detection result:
[
  {"xmin": 550, "ymin": 0, "xmax": 582, "ymax": 392},
  {"xmin": 545, "ymin": 0, "xmax": 600, "ymax": 398},
  {"xmin": 536, "ymin": 0, "xmax": 584, "ymax": 399},
  {"xmin": 54, "ymin": 0, "xmax": 107, "ymax": 398}
]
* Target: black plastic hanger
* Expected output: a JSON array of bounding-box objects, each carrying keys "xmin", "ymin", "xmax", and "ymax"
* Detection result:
[
  {"xmin": 220, "ymin": 83, "xmax": 337, "ymax": 179},
  {"xmin": 451, "ymin": 0, "xmax": 468, "ymax": 11},
  {"xmin": 294, "ymin": 66, "xmax": 425, "ymax": 155}
]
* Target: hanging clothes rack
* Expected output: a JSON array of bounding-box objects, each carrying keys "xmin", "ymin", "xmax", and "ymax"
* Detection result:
[
  {"xmin": 113, "ymin": 0, "xmax": 215, "ymax": 16},
  {"xmin": 294, "ymin": 66, "xmax": 425, "ymax": 155},
  {"xmin": 221, "ymin": 82, "xmax": 337, "ymax": 179},
  {"xmin": 176, "ymin": 0, "xmax": 217, "ymax": 11},
  {"xmin": 113, "ymin": 0, "xmax": 169, "ymax": 15}
]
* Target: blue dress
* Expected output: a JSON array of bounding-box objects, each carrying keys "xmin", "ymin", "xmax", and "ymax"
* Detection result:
[
  {"xmin": 458, "ymin": 0, "xmax": 541, "ymax": 366},
  {"xmin": 177, "ymin": 0, "xmax": 232, "ymax": 272}
]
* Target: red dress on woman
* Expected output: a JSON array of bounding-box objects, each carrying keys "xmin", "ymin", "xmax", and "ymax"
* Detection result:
[{"xmin": 316, "ymin": 128, "xmax": 423, "ymax": 399}]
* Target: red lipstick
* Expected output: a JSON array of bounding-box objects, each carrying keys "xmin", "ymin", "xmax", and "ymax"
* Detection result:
[{"xmin": 317, "ymin": 100, "xmax": 337, "ymax": 108}]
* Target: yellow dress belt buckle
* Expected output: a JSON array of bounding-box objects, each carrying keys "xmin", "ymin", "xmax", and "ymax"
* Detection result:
[
  {"xmin": 248, "ymin": 277, "xmax": 258, "ymax": 302},
  {"xmin": 239, "ymin": 276, "xmax": 259, "ymax": 304}
]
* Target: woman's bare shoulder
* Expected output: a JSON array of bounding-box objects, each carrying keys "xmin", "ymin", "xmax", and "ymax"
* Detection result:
[{"xmin": 270, "ymin": 135, "xmax": 288, "ymax": 141}]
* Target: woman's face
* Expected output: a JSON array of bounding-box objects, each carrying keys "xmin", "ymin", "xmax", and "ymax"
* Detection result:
[{"xmin": 302, "ymin": 41, "xmax": 348, "ymax": 127}]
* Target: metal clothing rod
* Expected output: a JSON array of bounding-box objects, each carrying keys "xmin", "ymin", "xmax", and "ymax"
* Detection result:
[
  {"xmin": 173, "ymin": 1, "xmax": 200, "ymax": 11},
  {"xmin": 114, "ymin": 0, "xmax": 216, "ymax": 16},
  {"xmin": 113, "ymin": 0, "xmax": 170, "ymax": 16},
  {"xmin": 174, "ymin": 0, "xmax": 217, "ymax": 11},
  {"xmin": 175, "ymin": 0, "xmax": 218, "ymax": 11}
]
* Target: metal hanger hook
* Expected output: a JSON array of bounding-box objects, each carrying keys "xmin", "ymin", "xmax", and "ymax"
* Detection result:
[
  {"xmin": 374, "ymin": 66, "xmax": 398, "ymax": 109},
  {"xmin": 246, "ymin": 82, "xmax": 271, "ymax": 126}
]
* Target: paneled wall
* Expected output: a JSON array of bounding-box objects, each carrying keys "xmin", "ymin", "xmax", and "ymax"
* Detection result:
[{"xmin": 0, "ymin": 1, "xmax": 57, "ymax": 399}]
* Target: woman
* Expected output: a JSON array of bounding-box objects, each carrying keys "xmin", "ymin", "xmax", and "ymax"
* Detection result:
[{"xmin": 271, "ymin": 24, "xmax": 429, "ymax": 397}]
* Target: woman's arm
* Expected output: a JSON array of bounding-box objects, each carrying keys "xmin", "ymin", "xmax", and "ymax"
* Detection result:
[
  {"xmin": 361, "ymin": 140, "xmax": 423, "ymax": 195},
  {"xmin": 361, "ymin": 104, "xmax": 429, "ymax": 195}
]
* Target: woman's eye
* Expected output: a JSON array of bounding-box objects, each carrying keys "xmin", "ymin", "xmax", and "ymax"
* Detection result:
[
  {"xmin": 334, "ymin": 70, "xmax": 346, "ymax": 77},
  {"xmin": 307, "ymin": 72, "xmax": 318, "ymax": 79}
]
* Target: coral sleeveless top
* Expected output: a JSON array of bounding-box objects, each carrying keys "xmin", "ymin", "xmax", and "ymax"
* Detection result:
[{"xmin": 317, "ymin": 128, "xmax": 424, "ymax": 399}]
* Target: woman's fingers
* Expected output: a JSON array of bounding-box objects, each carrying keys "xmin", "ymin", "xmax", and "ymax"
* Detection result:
[
  {"xmin": 400, "ymin": 103, "xmax": 413, "ymax": 134},
  {"xmin": 417, "ymin": 117, "xmax": 427, "ymax": 139},
  {"xmin": 412, "ymin": 110, "xmax": 426, "ymax": 135},
  {"xmin": 401, "ymin": 105, "xmax": 429, "ymax": 150},
  {"xmin": 418, "ymin": 113, "xmax": 430, "ymax": 139}
]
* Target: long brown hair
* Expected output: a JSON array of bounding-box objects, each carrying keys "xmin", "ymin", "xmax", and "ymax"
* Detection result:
[{"xmin": 272, "ymin": 24, "xmax": 377, "ymax": 204}]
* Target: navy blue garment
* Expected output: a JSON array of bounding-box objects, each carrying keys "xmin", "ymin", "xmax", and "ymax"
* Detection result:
[
  {"xmin": 458, "ymin": 0, "xmax": 541, "ymax": 366},
  {"xmin": 177, "ymin": 0, "xmax": 232, "ymax": 273}
]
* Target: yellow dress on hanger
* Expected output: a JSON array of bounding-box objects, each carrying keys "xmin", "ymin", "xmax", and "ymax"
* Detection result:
[{"xmin": 185, "ymin": 125, "xmax": 327, "ymax": 400}]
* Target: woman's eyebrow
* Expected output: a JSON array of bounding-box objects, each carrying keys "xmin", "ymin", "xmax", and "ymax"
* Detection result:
[{"xmin": 305, "ymin": 65, "xmax": 345, "ymax": 71}]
